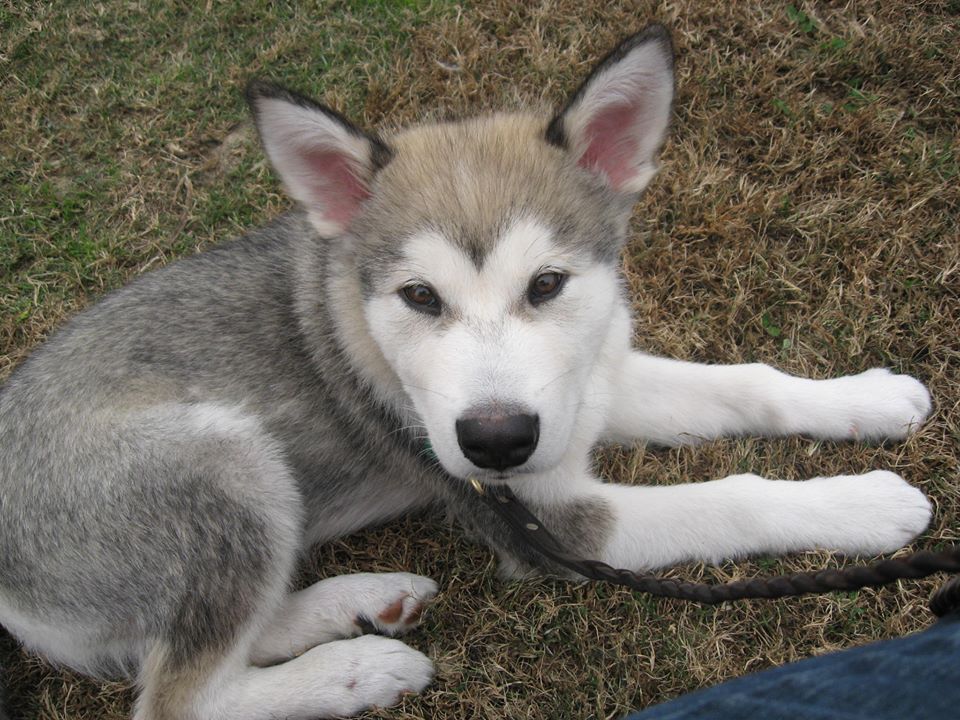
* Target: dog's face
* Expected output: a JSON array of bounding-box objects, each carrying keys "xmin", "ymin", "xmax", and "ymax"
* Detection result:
[
  {"xmin": 351, "ymin": 114, "xmax": 639, "ymax": 481},
  {"xmin": 249, "ymin": 27, "xmax": 674, "ymax": 481}
]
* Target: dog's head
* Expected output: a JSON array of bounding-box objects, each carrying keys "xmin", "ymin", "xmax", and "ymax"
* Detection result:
[{"xmin": 248, "ymin": 27, "xmax": 673, "ymax": 481}]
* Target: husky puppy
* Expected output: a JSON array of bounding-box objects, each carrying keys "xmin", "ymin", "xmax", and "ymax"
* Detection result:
[{"xmin": 0, "ymin": 25, "xmax": 933, "ymax": 720}]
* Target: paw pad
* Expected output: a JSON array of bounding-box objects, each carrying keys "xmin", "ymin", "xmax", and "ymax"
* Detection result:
[
  {"xmin": 404, "ymin": 602, "xmax": 425, "ymax": 624},
  {"xmin": 377, "ymin": 597, "xmax": 406, "ymax": 624}
]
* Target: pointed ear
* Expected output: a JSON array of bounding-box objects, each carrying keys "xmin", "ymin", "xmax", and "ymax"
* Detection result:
[
  {"xmin": 545, "ymin": 25, "xmax": 674, "ymax": 195},
  {"xmin": 246, "ymin": 81, "xmax": 393, "ymax": 237}
]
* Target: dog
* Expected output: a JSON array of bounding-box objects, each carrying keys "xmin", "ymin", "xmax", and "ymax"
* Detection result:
[{"xmin": 0, "ymin": 24, "xmax": 933, "ymax": 720}]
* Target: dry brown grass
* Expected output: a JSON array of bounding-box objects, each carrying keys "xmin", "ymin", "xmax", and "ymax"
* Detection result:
[{"xmin": 1, "ymin": 1, "xmax": 958, "ymax": 718}]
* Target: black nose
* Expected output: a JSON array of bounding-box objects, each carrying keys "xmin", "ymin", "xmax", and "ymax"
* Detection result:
[{"xmin": 455, "ymin": 413, "xmax": 540, "ymax": 471}]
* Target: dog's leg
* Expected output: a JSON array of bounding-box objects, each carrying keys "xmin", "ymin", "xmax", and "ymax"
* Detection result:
[
  {"xmin": 3, "ymin": 400, "xmax": 433, "ymax": 720},
  {"xmin": 141, "ymin": 633, "xmax": 434, "ymax": 720},
  {"xmin": 595, "ymin": 471, "xmax": 932, "ymax": 569},
  {"xmin": 600, "ymin": 352, "xmax": 931, "ymax": 445},
  {"xmin": 249, "ymin": 572, "xmax": 437, "ymax": 666},
  {"xmin": 119, "ymin": 407, "xmax": 434, "ymax": 720},
  {"xmin": 503, "ymin": 468, "xmax": 932, "ymax": 573}
]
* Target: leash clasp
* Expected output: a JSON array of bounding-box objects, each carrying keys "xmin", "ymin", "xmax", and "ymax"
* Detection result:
[{"xmin": 468, "ymin": 476, "xmax": 485, "ymax": 496}]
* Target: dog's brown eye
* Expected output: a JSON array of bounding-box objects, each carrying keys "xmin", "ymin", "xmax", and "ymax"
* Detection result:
[
  {"xmin": 529, "ymin": 271, "xmax": 565, "ymax": 305},
  {"xmin": 401, "ymin": 284, "xmax": 441, "ymax": 315}
]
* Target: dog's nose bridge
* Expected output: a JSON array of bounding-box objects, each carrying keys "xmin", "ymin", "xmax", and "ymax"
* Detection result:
[
  {"xmin": 464, "ymin": 318, "xmax": 523, "ymax": 381},
  {"xmin": 466, "ymin": 316, "xmax": 509, "ymax": 344}
]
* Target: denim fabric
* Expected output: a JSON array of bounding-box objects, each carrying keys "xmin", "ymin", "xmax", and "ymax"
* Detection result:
[{"xmin": 625, "ymin": 612, "xmax": 960, "ymax": 719}]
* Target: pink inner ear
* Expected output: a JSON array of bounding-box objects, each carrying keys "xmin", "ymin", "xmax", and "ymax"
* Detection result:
[
  {"xmin": 578, "ymin": 103, "xmax": 641, "ymax": 191},
  {"xmin": 304, "ymin": 149, "xmax": 371, "ymax": 227}
]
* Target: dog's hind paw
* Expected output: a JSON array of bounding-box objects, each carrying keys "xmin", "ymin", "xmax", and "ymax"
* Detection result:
[
  {"xmin": 249, "ymin": 572, "xmax": 438, "ymax": 666},
  {"xmin": 352, "ymin": 572, "xmax": 438, "ymax": 636},
  {"xmin": 324, "ymin": 635, "xmax": 434, "ymax": 714}
]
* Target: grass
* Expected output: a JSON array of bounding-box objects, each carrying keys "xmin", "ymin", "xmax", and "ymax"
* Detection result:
[{"xmin": 1, "ymin": 0, "xmax": 958, "ymax": 718}]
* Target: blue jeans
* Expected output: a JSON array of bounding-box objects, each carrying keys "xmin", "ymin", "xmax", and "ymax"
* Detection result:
[{"xmin": 625, "ymin": 612, "xmax": 960, "ymax": 719}]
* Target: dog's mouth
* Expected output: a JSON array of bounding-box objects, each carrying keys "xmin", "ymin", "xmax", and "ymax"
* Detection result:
[{"xmin": 467, "ymin": 466, "xmax": 534, "ymax": 484}]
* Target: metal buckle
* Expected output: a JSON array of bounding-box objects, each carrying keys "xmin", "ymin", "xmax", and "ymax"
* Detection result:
[{"xmin": 468, "ymin": 476, "xmax": 485, "ymax": 495}]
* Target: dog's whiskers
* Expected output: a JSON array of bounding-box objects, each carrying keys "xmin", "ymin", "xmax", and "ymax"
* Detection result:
[
  {"xmin": 538, "ymin": 366, "xmax": 578, "ymax": 391},
  {"xmin": 402, "ymin": 383, "xmax": 454, "ymax": 401}
]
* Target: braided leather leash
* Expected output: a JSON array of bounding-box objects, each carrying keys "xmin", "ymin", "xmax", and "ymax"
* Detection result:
[{"xmin": 469, "ymin": 478, "xmax": 960, "ymax": 615}]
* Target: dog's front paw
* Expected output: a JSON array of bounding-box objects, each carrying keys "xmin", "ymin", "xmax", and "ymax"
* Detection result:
[
  {"xmin": 312, "ymin": 634, "xmax": 434, "ymax": 715},
  {"xmin": 812, "ymin": 470, "xmax": 932, "ymax": 555},
  {"xmin": 829, "ymin": 369, "xmax": 932, "ymax": 441}
]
